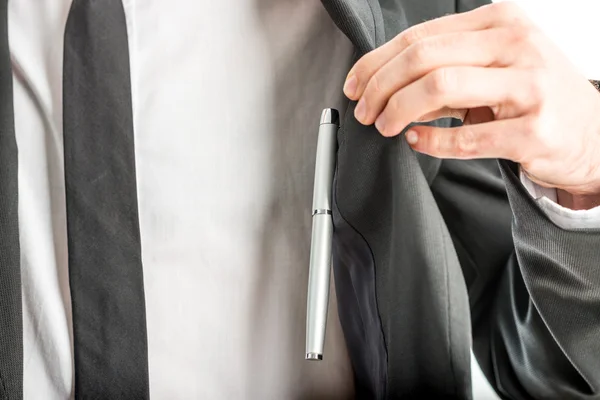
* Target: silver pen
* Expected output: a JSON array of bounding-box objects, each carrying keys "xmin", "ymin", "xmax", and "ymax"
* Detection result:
[{"xmin": 306, "ymin": 108, "xmax": 339, "ymax": 361}]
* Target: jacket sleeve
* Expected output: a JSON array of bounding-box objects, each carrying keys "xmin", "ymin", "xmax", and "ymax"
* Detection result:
[{"xmin": 431, "ymin": 158, "xmax": 600, "ymax": 399}]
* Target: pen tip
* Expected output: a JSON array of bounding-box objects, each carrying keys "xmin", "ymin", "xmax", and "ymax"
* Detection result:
[{"xmin": 306, "ymin": 352, "xmax": 323, "ymax": 361}]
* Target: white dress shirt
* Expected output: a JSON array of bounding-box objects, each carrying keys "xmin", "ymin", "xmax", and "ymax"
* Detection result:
[
  {"xmin": 11, "ymin": 1, "xmax": 354, "ymax": 399},
  {"xmin": 8, "ymin": 0, "xmax": 600, "ymax": 399}
]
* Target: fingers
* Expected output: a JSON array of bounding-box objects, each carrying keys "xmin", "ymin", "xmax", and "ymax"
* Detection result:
[
  {"xmin": 405, "ymin": 118, "xmax": 527, "ymax": 160},
  {"xmin": 343, "ymin": 1, "xmax": 531, "ymax": 100},
  {"xmin": 374, "ymin": 67, "xmax": 539, "ymax": 137},
  {"xmin": 354, "ymin": 27, "xmax": 529, "ymax": 125}
]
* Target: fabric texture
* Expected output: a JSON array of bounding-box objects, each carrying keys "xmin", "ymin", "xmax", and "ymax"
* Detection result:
[
  {"xmin": 0, "ymin": 0, "xmax": 22, "ymax": 398},
  {"xmin": 62, "ymin": 0, "xmax": 149, "ymax": 397}
]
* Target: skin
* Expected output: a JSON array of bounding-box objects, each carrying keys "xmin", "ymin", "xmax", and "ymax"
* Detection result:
[{"xmin": 343, "ymin": 2, "xmax": 600, "ymax": 210}]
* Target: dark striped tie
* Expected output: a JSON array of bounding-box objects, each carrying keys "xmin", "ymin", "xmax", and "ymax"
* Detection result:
[
  {"xmin": 0, "ymin": 0, "xmax": 23, "ymax": 398},
  {"xmin": 63, "ymin": 1, "xmax": 149, "ymax": 398}
]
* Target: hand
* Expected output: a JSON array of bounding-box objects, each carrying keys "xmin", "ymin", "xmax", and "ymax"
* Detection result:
[{"xmin": 343, "ymin": 1, "xmax": 600, "ymax": 205}]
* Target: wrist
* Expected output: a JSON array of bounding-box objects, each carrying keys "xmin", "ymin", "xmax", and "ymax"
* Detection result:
[{"xmin": 557, "ymin": 189, "xmax": 600, "ymax": 210}]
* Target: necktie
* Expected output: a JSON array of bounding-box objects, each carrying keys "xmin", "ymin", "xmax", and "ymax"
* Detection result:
[
  {"xmin": 63, "ymin": 1, "xmax": 149, "ymax": 397},
  {"xmin": 0, "ymin": 0, "xmax": 23, "ymax": 398}
]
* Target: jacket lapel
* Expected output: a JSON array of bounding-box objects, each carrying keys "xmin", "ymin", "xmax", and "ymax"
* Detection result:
[{"xmin": 320, "ymin": 1, "xmax": 487, "ymax": 398}]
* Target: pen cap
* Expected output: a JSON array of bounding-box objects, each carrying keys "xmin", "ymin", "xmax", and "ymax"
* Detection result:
[{"xmin": 312, "ymin": 109, "xmax": 339, "ymax": 212}]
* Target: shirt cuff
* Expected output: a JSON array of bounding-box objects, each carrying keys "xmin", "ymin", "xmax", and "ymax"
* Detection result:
[{"xmin": 519, "ymin": 168, "xmax": 600, "ymax": 229}]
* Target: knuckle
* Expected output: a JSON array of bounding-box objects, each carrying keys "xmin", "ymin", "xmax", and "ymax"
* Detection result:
[
  {"xmin": 528, "ymin": 70, "xmax": 549, "ymax": 103},
  {"xmin": 429, "ymin": 130, "xmax": 442, "ymax": 155},
  {"xmin": 515, "ymin": 25, "xmax": 547, "ymax": 52},
  {"xmin": 368, "ymin": 72, "xmax": 384, "ymax": 96},
  {"xmin": 508, "ymin": 25, "xmax": 532, "ymax": 45},
  {"xmin": 454, "ymin": 128, "xmax": 478, "ymax": 157},
  {"xmin": 427, "ymin": 68, "xmax": 455, "ymax": 97},
  {"xmin": 351, "ymin": 56, "xmax": 378, "ymax": 85},
  {"xmin": 351, "ymin": 62, "xmax": 369, "ymax": 83},
  {"xmin": 397, "ymin": 25, "xmax": 425, "ymax": 49},
  {"xmin": 405, "ymin": 42, "xmax": 429, "ymax": 69},
  {"xmin": 387, "ymin": 92, "xmax": 402, "ymax": 113},
  {"xmin": 507, "ymin": 26, "xmax": 546, "ymax": 65}
]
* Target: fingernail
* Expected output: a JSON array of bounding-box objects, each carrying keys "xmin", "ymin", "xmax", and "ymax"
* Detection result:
[
  {"xmin": 406, "ymin": 130, "xmax": 419, "ymax": 145},
  {"xmin": 354, "ymin": 98, "xmax": 367, "ymax": 122},
  {"xmin": 343, "ymin": 74, "xmax": 357, "ymax": 98},
  {"xmin": 375, "ymin": 114, "xmax": 386, "ymax": 133}
]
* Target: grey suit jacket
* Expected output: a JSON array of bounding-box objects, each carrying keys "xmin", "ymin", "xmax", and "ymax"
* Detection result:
[{"xmin": 321, "ymin": 0, "xmax": 600, "ymax": 399}]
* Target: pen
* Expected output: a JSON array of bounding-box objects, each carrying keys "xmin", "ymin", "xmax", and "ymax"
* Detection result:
[{"xmin": 305, "ymin": 108, "xmax": 339, "ymax": 361}]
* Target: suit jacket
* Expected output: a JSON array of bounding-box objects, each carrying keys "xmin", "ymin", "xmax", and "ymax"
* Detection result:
[{"xmin": 321, "ymin": 0, "xmax": 600, "ymax": 399}]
